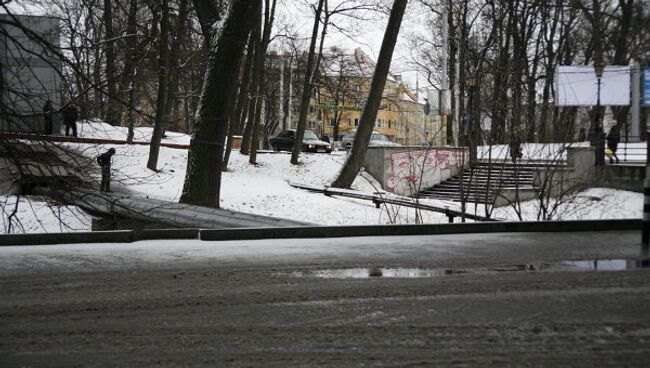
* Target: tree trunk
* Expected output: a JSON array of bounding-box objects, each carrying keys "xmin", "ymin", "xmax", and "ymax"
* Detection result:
[
  {"xmin": 103, "ymin": 0, "xmax": 118, "ymax": 126},
  {"xmin": 331, "ymin": 0, "xmax": 407, "ymax": 188},
  {"xmin": 240, "ymin": 10, "xmax": 261, "ymax": 156},
  {"xmin": 222, "ymin": 72, "xmax": 242, "ymax": 171},
  {"xmin": 164, "ymin": 0, "xmax": 190, "ymax": 133},
  {"xmin": 235, "ymin": 35, "xmax": 255, "ymax": 136},
  {"xmin": 147, "ymin": 0, "xmax": 170, "ymax": 171},
  {"xmin": 193, "ymin": 0, "xmax": 222, "ymax": 51},
  {"xmin": 445, "ymin": 0, "xmax": 455, "ymax": 145},
  {"xmin": 124, "ymin": 0, "xmax": 138, "ymax": 142},
  {"xmin": 250, "ymin": 0, "xmax": 278, "ymax": 165},
  {"xmin": 611, "ymin": 0, "xmax": 634, "ymax": 139},
  {"xmin": 290, "ymin": 0, "xmax": 325, "ymax": 165},
  {"xmin": 179, "ymin": 0, "xmax": 259, "ymax": 207}
]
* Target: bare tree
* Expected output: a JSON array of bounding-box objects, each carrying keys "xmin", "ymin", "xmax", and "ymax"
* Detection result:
[
  {"xmin": 179, "ymin": 0, "xmax": 259, "ymax": 208},
  {"xmin": 290, "ymin": 0, "xmax": 325, "ymax": 165},
  {"xmin": 103, "ymin": 0, "xmax": 118, "ymax": 126},
  {"xmin": 331, "ymin": 0, "xmax": 407, "ymax": 188},
  {"xmin": 146, "ymin": 0, "xmax": 171, "ymax": 171},
  {"xmin": 249, "ymin": 0, "xmax": 278, "ymax": 165}
]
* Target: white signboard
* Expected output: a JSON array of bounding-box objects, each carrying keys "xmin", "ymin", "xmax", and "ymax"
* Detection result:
[{"xmin": 555, "ymin": 65, "xmax": 630, "ymax": 106}]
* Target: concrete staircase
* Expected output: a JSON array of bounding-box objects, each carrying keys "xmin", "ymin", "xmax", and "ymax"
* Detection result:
[{"xmin": 417, "ymin": 161, "xmax": 546, "ymax": 203}]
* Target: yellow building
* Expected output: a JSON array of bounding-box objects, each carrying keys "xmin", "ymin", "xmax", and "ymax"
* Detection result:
[{"xmin": 299, "ymin": 48, "xmax": 444, "ymax": 146}]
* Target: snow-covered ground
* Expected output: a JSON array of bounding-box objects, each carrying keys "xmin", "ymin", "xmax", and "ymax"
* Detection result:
[{"xmin": 1, "ymin": 121, "xmax": 644, "ymax": 233}]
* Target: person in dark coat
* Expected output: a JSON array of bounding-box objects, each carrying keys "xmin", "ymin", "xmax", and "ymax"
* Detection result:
[
  {"xmin": 606, "ymin": 124, "xmax": 620, "ymax": 164},
  {"xmin": 97, "ymin": 148, "xmax": 116, "ymax": 192},
  {"xmin": 509, "ymin": 126, "xmax": 523, "ymax": 163},
  {"xmin": 63, "ymin": 105, "xmax": 78, "ymax": 137},
  {"xmin": 43, "ymin": 100, "xmax": 53, "ymax": 134}
]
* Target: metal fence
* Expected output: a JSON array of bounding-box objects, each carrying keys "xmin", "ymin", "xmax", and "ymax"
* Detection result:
[{"xmin": 614, "ymin": 136, "xmax": 647, "ymax": 163}]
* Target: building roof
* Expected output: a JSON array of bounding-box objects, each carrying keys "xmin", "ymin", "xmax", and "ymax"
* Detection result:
[{"xmin": 320, "ymin": 47, "xmax": 397, "ymax": 83}]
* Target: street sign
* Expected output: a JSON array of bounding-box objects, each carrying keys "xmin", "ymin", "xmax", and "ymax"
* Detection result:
[{"xmin": 643, "ymin": 67, "xmax": 650, "ymax": 107}]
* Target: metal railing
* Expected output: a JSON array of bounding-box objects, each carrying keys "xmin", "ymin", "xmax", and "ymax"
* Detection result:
[{"xmin": 613, "ymin": 136, "xmax": 647, "ymax": 164}]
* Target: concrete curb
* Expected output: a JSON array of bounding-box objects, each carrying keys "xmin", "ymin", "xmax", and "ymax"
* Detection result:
[
  {"xmin": 0, "ymin": 230, "xmax": 133, "ymax": 246},
  {"xmin": 131, "ymin": 228, "xmax": 200, "ymax": 242},
  {"xmin": 0, "ymin": 219, "xmax": 642, "ymax": 246},
  {"xmin": 199, "ymin": 219, "xmax": 642, "ymax": 241},
  {"xmin": 0, "ymin": 229, "xmax": 199, "ymax": 246}
]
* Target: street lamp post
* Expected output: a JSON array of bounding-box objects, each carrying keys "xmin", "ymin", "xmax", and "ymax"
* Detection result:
[{"xmin": 593, "ymin": 62, "xmax": 606, "ymax": 166}]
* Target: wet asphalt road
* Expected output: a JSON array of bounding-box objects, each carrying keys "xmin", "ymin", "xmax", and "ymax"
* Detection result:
[{"xmin": 1, "ymin": 230, "xmax": 650, "ymax": 367}]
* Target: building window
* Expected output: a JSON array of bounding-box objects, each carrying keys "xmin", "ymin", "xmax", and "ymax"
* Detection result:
[
  {"xmin": 329, "ymin": 118, "xmax": 336, "ymax": 127},
  {"xmin": 354, "ymin": 118, "xmax": 359, "ymax": 127}
]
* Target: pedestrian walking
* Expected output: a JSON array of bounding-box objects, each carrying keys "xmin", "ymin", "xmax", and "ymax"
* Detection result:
[
  {"xmin": 63, "ymin": 105, "xmax": 78, "ymax": 137},
  {"xmin": 43, "ymin": 100, "xmax": 53, "ymax": 134},
  {"xmin": 97, "ymin": 148, "xmax": 116, "ymax": 192},
  {"xmin": 606, "ymin": 124, "xmax": 620, "ymax": 164}
]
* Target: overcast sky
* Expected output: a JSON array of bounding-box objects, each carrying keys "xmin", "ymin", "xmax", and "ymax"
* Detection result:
[
  {"xmin": 276, "ymin": 0, "xmax": 435, "ymax": 89},
  {"xmin": 2, "ymin": 0, "xmax": 436, "ymax": 88}
]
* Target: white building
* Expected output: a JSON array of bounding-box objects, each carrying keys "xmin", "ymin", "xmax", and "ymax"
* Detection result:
[{"xmin": 1, "ymin": 14, "xmax": 62, "ymax": 133}]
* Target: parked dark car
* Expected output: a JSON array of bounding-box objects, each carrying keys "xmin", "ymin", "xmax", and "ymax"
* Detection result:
[{"xmin": 268, "ymin": 129, "xmax": 332, "ymax": 153}]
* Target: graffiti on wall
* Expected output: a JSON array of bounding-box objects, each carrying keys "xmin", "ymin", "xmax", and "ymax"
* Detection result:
[{"xmin": 385, "ymin": 149, "xmax": 466, "ymax": 195}]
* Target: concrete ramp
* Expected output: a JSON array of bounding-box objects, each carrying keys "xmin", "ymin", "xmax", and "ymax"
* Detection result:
[{"xmin": 54, "ymin": 190, "xmax": 311, "ymax": 229}]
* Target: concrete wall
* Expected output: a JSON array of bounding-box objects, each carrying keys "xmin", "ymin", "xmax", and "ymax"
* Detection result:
[
  {"xmin": 565, "ymin": 146, "xmax": 644, "ymax": 192},
  {"xmin": 364, "ymin": 146, "xmax": 468, "ymax": 195},
  {"xmin": 600, "ymin": 165, "xmax": 645, "ymax": 192},
  {"xmin": 495, "ymin": 147, "xmax": 597, "ymax": 207},
  {"xmin": 566, "ymin": 146, "xmax": 596, "ymax": 183}
]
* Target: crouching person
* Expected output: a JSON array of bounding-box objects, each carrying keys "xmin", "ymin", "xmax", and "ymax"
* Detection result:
[{"xmin": 97, "ymin": 148, "xmax": 116, "ymax": 192}]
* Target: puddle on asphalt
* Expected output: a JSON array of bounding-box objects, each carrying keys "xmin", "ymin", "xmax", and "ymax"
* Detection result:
[
  {"xmin": 291, "ymin": 268, "xmax": 466, "ymax": 279},
  {"xmin": 288, "ymin": 259, "xmax": 650, "ymax": 279},
  {"xmin": 559, "ymin": 259, "xmax": 650, "ymax": 271}
]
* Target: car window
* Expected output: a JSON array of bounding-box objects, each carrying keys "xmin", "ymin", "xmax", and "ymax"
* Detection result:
[
  {"xmin": 371, "ymin": 133, "xmax": 388, "ymax": 141},
  {"xmin": 278, "ymin": 131, "xmax": 290, "ymax": 138},
  {"xmin": 304, "ymin": 130, "xmax": 319, "ymax": 140}
]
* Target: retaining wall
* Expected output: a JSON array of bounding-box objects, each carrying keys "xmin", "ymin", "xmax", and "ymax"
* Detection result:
[{"xmin": 364, "ymin": 146, "xmax": 469, "ymax": 196}]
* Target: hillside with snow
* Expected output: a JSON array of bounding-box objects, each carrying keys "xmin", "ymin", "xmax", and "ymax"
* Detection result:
[{"xmin": 1, "ymin": 120, "xmax": 643, "ymax": 233}]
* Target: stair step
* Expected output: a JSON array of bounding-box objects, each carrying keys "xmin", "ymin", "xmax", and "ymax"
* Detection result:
[{"xmin": 417, "ymin": 162, "xmax": 547, "ymax": 202}]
